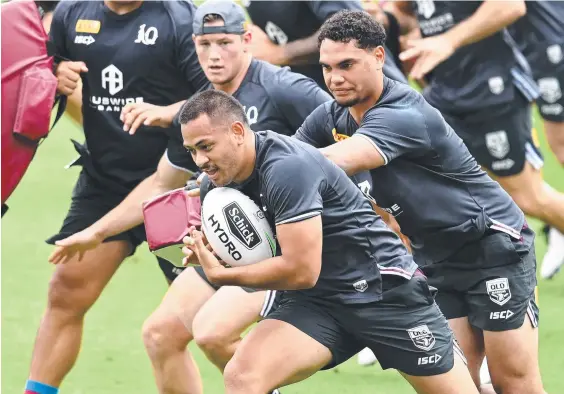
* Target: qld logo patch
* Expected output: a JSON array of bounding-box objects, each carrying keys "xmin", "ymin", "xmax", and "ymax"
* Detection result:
[
  {"xmin": 485, "ymin": 130, "xmax": 510, "ymax": 159},
  {"xmin": 547, "ymin": 44, "xmax": 563, "ymax": 64},
  {"xmin": 538, "ymin": 77, "xmax": 562, "ymax": 104},
  {"xmin": 488, "ymin": 76, "xmax": 504, "ymax": 95},
  {"xmin": 486, "ymin": 278, "xmax": 512, "ymax": 306},
  {"xmin": 416, "ymin": 0, "xmax": 436, "ymax": 19},
  {"xmin": 353, "ymin": 279, "xmax": 368, "ymax": 292},
  {"xmin": 407, "ymin": 324, "xmax": 436, "ymax": 351}
]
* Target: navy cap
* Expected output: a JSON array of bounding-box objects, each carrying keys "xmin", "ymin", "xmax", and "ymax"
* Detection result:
[{"xmin": 193, "ymin": 0, "xmax": 247, "ymax": 36}]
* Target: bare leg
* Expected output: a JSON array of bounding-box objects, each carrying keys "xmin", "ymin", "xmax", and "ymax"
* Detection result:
[
  {"xmin": 142, "ymin": 267, "xmax": 214, "ymax": 394},
  {"xmin": 192, "ymin": 287, "xmax": 268, "ymax": 371},
  {"xmin": 29, "ymin": 241, "xmax": 131, "ymax": 386}
]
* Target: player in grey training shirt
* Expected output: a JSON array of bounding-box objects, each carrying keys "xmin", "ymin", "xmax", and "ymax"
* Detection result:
[
  {"xmin": 395, "ymin": 1, "xmax": 564, "ymax": 281},
  {"xmin": 180, "ymin": 89, "xmax": 478, "ymax": 394},
  {"xmin": 244, "ymin": 0, "xmax": 408, "ymax": 90},
  {"xmin": 508, "ymin": 1, "xmax": 564, "ymax": 279},
  {"xmin": 294, "ymin": 11, "xmax": 543, "ymax": 394},
  {"xmin": 48, "ymin": 2, "xmax": 332, "ymax": 392}
]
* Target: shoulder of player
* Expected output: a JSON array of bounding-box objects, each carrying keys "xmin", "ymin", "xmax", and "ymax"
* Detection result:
[
  {"xmin": 258, "ymin": 133, "xmax": 320, "ymax": 177},
  {"xmin": 257, "ymin": 60, "xmax": 321, "ymax": 95},
  {"xmin": 363, "ymin": 84, "xmax": 426, "ymax": 126}
]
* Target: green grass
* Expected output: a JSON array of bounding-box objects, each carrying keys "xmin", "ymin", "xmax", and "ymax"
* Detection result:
[{"xmin": 2, "ymin": 108, "xmax": 563, "ymax": 394}]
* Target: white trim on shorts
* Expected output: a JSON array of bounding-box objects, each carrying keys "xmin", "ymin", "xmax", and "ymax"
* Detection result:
[
  {"xmin": 526, "ymin": 299, "xmax": 539, "ymax": 328},
  {"xmin": 260, "ymin": 290, "xmax": 277, "ymax": 318},
  {"xmin": 525, "ymin": 142, "xmax": 544, "ymax": 171},
  {"xmin": 453, "ymin": 339, "xmax": 468, "ymax": 365}
]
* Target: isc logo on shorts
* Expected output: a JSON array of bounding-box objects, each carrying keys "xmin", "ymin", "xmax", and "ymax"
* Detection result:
[
  {"xmin": 407, "ymin": 324, "xmax": 436, "ymax": 351},
  {"xmin": 418, "ymin": 354, "xmax": 442, "ymax": 365},
  {"xmin": 486, "ymin": 278, "xmax": 512, "ymax": 306},
  {"xmin": 489, "ymin": 310, "xmax": 514, "ymax": 320}
]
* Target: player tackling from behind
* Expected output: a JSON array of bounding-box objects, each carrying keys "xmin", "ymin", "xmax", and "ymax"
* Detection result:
[
  {"xmin": 295, "ymin": 10, "xmax": 544, "ymax": 394},
  {"xmin": 180, "ymin": 89, "xmax": 478, "ymax": 394}
]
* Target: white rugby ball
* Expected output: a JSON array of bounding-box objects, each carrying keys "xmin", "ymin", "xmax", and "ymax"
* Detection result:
[{"xmin": 201, "ymin": 187, "xmax": 276, "ymax": 267}]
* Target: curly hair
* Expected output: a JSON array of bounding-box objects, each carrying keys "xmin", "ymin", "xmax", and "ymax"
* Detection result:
[{"xmin": 318, "ymin": 10, "xmax": 386, "ymax": 50}]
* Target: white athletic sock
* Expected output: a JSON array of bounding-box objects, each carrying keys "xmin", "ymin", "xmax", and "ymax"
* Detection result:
[{"xmin": 357, "ymin": 347, "xmax": 378, "ymax": 366}]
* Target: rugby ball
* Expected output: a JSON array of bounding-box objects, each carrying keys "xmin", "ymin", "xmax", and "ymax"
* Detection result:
[{"xmin": 201, "ymin": 187, "xmax": 276, "ymax": 267}]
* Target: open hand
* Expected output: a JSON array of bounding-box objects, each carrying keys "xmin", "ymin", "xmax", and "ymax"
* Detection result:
[
  {"xmin": 399, "ymin": 35, "xmax": 455, "ymax": 80},
  {"xmin": 120, "ymin": 102, "xmax": 175, "ymax": 135},
  {"xmin": 48, "ymin": 227, "xmax": 103, "ymax": 264}
]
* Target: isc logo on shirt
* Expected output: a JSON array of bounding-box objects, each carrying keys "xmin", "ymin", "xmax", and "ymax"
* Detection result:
[
  {"xmin": 74, "ymin": 35, "xmax": 95, "ymax": 46},
  {"xmin": 75, "ymin": 20, "xmax": 101, "ymax": 34}
]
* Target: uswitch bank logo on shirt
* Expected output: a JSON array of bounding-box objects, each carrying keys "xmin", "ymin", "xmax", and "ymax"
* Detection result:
[{"xmin": 90, "ymin": 65, "xmax": 143, "ymax": 112}]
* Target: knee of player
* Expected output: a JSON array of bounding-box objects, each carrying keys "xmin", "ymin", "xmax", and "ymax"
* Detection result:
[
  {"xmin": 193, "ymin": 327, "xmax": 232, "ymax": 355},
  {"xmin": 47, "ymin": 271, "xmax": 93, "ymax": 313},
  {"xmin": 224, "ymin": 357, "xmax": 265, "ymax": 393},
  {"xmin": 142, "ymin": 314, "xmax": 191, "ymax": 353},
  {"xmin": 489, "ymin": 365, "xmax": 534, "ymax": 394}
]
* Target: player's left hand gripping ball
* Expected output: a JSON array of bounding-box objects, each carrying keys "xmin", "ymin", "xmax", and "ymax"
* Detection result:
[{"xmin": 183, "ymin": 229, "xmax": 224, "ymax": 282}]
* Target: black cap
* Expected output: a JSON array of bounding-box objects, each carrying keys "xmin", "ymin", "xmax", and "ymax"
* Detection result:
[{"xmin": 193, "ymin": 0, "xmax": 247, "ymax": 36}]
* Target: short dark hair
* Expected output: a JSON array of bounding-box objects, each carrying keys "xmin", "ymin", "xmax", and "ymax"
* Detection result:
[
  {"xmin": 179, "ymin": 90, "xmax": 249, "ymax": 127},
  {"xmin": 318, "ymin": 10, "xmax": 386, "ymax": 50}
]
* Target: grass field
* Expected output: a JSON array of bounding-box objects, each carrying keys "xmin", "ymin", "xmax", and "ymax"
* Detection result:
[{"xmin": 2, "ymin": 108, "xmax": 563, "ymax": 394}]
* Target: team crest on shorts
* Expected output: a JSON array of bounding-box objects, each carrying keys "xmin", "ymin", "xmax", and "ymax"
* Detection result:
[
  {"xmin": 353, "ymin": 279, "xmax": 368, "ymax": 292},
  {"xmin": 485, "ymin": 130, "xmax": 510, "ymax": 159},
  {"xmin": 407, "ymin": 324, "xmax": 436, "ymax": 351},
  {"xmin": 547, "ymin": 44, "xmax": 563, "ymax": 64},
  {"xmin": 538, "ymin": 77, "xmax": 562, "ymax": 104},
  {"xmin": 416, "ymin": 0, "xmax": 436, "ymax": 19},
  {"xmin": 486, "ymin": 278, "xmax": 512, "ymax": 306},
  {"xmin": 488, "ymin": 76, "xmax": 504, "ymax": 95}
]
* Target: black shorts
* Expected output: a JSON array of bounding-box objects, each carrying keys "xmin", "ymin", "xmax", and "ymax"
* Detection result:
[
  {"xmin": 267, "ymin": 274, "xmax": 461, "ymax": 376},
  {"xmin": 193, "ymin": 265, "xmax": 280, "ymax": 318},
  {"xmin": 46, "ymin": 170, "xmax": 173, "ymax": 274},
  {"xmin": 443, "ymin": 93, "xmax": 544, "ymax": 177},
  {"xmin": 421, "ymin": 226, "xmax": 539, "ymax": 332},
  {"xmin": 530, "ymin": 42, "xmax": 564, "ymax": 122},
  {"xmin": 159, "ymin": 258, "xmax": 187, "ymax": 282}
]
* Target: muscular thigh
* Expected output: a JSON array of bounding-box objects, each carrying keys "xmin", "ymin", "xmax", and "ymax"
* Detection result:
[
  {"xmin": 154, "ymin": 267, "xmax": 216, "ymax": 334},
  {"xmin": 193, "ymin": 287, "xmax": 267, "ymax": 338},
  {"xmin": 49, "ymin": 240, "xmax": 131, "ymax": 310},
  {"xmin": 229, "ymin": 318, "xmax": 333, "ymax": 390}
]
